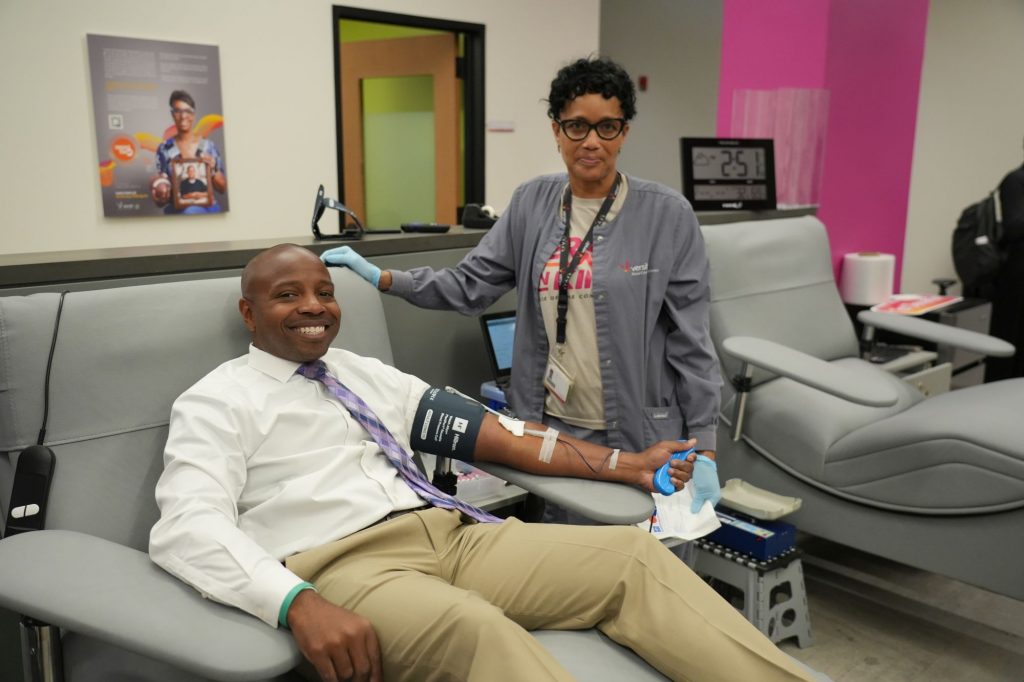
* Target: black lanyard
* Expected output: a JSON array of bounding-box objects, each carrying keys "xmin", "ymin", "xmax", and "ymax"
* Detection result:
[{"xmin": 556, "ymin": 172, "xmax": 621, "ymax": 345}]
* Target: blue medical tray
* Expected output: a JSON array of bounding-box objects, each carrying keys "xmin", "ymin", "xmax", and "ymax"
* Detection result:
[{"xmin": 706, "ymin": 506, "xmax": 796, "ymax": 561}]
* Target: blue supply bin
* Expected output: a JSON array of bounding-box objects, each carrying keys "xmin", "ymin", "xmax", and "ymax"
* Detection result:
[
  {"xmin": 706, "ymin": 506, "xmax": 796, "ymax": 561},
  {"xmin": 480, "ymin": 380, "xmax": 507, "ymax": 411}
]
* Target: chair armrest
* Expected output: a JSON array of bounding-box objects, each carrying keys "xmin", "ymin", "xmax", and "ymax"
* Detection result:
[
  {"xmin": 722, "ymin": 336, "xmax": 898, "ymax": 407},
  {"xmin": 0, "ymin": 530, "xmax": 300, "ymax": 682},
  {"xmin": 875, "ymin": 349, "xmax": 938, "ymax": 373},
  {"xmin": 858, "ymin": 310, "xmax": 1015, "ymax": 357},
  {"xmin": 471, "ymin": 463, "xmax": 655, "ymax": 524}
]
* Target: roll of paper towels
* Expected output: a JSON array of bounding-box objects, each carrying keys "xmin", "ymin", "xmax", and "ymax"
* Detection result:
[{"xmin": 839, "ymin": 252, "xmax": 895, "ymax": 305}]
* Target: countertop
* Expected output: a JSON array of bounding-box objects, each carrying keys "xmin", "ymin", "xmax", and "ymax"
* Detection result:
[{"xmin": 0, "ymin": 207, "xmax": 815, "ymax": 288}]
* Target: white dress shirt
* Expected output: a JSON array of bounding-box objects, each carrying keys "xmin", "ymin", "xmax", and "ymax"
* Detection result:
[{"xmin": 149, "ymin": 345, "xmax": 430, "ymax": 627}]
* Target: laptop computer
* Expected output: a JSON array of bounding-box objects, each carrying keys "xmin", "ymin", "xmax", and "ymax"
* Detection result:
[{"xmin": 479, "ymin": 310, "xmax": 516, "ymax": 390}]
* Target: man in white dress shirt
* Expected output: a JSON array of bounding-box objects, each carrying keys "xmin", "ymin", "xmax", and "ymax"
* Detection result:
[{"xmin": 149, "ymin": 244, "xmax": 818, "ymax": 682}]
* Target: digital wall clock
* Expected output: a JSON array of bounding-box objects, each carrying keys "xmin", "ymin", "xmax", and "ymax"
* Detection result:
[{"xmin": 681, "ymin": 137, "xmax": 777, "ymax": 211}]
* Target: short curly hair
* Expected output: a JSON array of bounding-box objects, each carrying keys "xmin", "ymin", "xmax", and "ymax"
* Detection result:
[
  {"xmin": 168, "ymin": 89, "xmax": 196, "ymax": 110},
  {"xmin": 546, "ymin": 57, "xmax": 637, "ymax": 122}
]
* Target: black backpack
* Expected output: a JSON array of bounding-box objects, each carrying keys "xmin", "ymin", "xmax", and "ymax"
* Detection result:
[{"xmin": 952, "ymin": 189, "xmax": 1004, "ymax": 299}]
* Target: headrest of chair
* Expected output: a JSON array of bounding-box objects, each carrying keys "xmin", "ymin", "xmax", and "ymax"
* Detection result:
[
  {"xmin": 702, "ymin": 215, "xmax": 836, "ymax": 300},
  {"xmin": 0, "ymin": 294, "xmax": 63, "ymax": 451},
  {"xmin": 0, "ymin": 267, "xmax": 393, "ymax": 451},
  {"xmin": 328, "ymin": 268, "xmax": 395, "ymax": 365},
  {"xmin": 24, "ymin": 277, "xmax": 250, "ymax": 449},
  {"xmin": 701, "ymin": 215, "xmax": 860, "ymax": 383}
]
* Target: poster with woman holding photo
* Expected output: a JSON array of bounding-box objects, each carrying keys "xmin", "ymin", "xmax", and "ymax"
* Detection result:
[{"xmin": 87, "ymin": 34, "xmax": 230, "ymax": 217}]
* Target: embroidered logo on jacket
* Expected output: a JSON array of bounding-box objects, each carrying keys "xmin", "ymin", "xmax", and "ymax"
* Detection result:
[{"xmin": 618, "ymin": 260, "xmax": 658, "ymax": 276}]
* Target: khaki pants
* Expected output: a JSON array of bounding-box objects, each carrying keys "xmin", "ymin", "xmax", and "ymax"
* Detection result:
[{"xmin": 287, "ymin": 508, "xmax": 814, "ymax": 682}]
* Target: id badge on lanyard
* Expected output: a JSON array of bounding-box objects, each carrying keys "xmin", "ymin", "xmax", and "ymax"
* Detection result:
[
  {"xmin": 544, "ymin": 353, "xmax": 573, "ymax": 403},
  {"xmin": 547, "ymin": 173, "xmax": 621, "ymax": 403}
]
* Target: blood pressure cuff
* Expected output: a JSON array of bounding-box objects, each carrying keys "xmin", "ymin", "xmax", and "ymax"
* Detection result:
[{"xmin": 410, "ymin": 387, "xmax": 486, "ymax": 462}]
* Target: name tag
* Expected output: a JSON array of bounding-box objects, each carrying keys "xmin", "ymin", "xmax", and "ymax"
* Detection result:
[{"xmin": 544, "ymin": 354, "xmax": 573, "ymax": 403}]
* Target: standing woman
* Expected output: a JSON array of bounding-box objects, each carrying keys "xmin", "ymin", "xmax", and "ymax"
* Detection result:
[{"xmin": 323, "ymin": 57, "xmax": 722, "ymax": 518}]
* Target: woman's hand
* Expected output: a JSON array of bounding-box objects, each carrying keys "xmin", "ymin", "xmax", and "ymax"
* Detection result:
[
  {"xmin": 198, "ymin": 153, "xmax": 227, "ymax": 193},
  {"xmin": 688, "ymin": 453, "xmax": 721, "ymax": 512},
  {"xmin": 320, "ymin": 246, "xmax": 383, "ymax": 289}
]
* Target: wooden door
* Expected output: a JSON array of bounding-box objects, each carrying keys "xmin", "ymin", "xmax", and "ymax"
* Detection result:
[{"xmin": 340, "ymin": 34, "xmax": 458, "ymax": 225}]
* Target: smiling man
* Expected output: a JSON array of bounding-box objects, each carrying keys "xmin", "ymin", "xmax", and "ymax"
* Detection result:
[
  {"xmin": 239, "ymin": 245, "xmax": 340, "ymax": 362},
  {"xmin": 149, "ymin": 244, "xmax": 819, "ymax": 682}
]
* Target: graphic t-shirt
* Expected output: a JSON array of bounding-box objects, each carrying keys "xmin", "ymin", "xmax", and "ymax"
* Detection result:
[{"xmin": 538, "ymin": 179, "xmax": 628, "ymax": 429}]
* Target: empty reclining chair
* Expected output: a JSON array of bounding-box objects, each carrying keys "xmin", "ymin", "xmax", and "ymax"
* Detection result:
[
  {"xmin": 0, "ymin": 270, "xmax": 666, "ymax": 681},
  {"xmin": 701, "ymin": 215, "xmax": 1024, "ymax": 599}
]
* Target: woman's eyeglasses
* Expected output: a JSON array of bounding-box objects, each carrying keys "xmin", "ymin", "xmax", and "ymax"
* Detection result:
[
  {"xmin": 170, "ymin": 107, "xmax": 195, "ymax": 117},
  {"xmin": 556, "ymin": 118, "xmax": 626, "ymax": 141}
]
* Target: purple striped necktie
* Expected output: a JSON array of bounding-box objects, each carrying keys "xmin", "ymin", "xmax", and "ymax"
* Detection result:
[{"xmin": 297, "ymin": 360, "xmax": 500, "ymax": 524}]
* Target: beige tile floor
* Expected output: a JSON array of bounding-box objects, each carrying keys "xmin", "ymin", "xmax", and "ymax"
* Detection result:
[{"xmin": 778, "ymin": 538, "xmax": 1024, "ymax": 682}]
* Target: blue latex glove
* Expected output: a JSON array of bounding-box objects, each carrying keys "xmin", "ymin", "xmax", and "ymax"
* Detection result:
[
  {"xmin": 320, "ymin": 246, "xmax": 381, "ymax": 288},
  {"xmin": 690, "ymin": 454, "xmax": 722, "ymax": 513}
]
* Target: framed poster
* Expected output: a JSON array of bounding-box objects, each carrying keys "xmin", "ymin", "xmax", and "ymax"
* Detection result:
[{"xmin": 87, "ymin": 34, "xmax": 230, "ymax": 217}]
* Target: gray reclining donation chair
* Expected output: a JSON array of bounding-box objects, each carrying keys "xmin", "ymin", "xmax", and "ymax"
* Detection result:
[
  {"xmin": 702, "ymin": 215, "xmax": 1024, "ymax": 599},
  {"xmin": 0, "ymin": 269, "xmax": 665, "ymax": 681}
]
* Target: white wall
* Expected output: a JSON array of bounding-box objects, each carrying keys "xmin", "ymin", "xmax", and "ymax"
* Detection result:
[
  {"xmin": 0, "ymin": 0, "xmax": 597, "ymax": 256},
  {"xmin": 901, "ymin": 0, "xmax": 1024, "ymax": 294},
  {"xmin": 599, "ymin": 0, "xmax": 722, "ymax": 191}
]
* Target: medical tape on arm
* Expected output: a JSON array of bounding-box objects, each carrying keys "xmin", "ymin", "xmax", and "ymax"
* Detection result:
[
  {"xmin": 525, "ymin": 427, "xmax": 560, "ymax": 463},
  {"xmin": 497, "ymin": 414, "xmax": 525, "ymax": 436}
]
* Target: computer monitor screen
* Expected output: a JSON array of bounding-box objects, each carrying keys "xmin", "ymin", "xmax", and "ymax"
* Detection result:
[{"xmin": 480, "ymin": 311, "xmax": 515, "ymax": 384}]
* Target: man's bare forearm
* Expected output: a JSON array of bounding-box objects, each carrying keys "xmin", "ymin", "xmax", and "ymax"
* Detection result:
[{"xmin": 472, "ymin": 414, "xmax": 693, "ymax": 493}]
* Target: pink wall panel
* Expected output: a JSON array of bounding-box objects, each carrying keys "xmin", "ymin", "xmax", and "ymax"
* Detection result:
[
  {"xmin": 731, "ymin": 88, "xmax": 830, "ymax": 206},
  {"xmin": 717, "ymin": 0, "xmax": 830, "ymax": 134},
  {"xmin": 719, "ymin": 0, "xmax": 930, "ymax": 286},
  {"xmin": 815, "ymin": 0, "xmax": 929, "ymax": 284}
]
